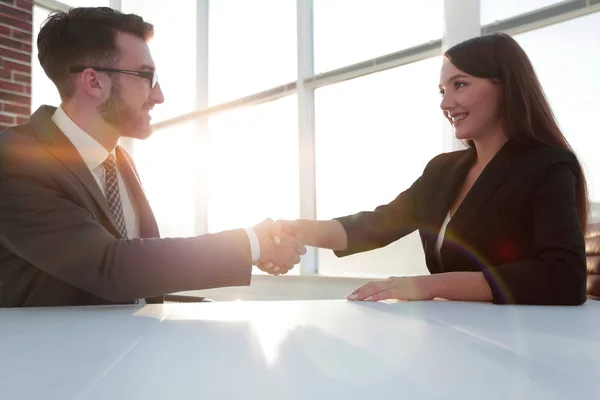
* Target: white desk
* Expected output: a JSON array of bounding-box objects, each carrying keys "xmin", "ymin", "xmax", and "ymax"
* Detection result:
[{"xmin": 1, "ymin": 300, "xmax": 599, "ymax": 399}]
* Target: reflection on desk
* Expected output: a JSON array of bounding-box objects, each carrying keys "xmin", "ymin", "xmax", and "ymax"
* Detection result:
[{"xmin": 1, "ymin": 299, "xmax": 599, "ymax": 399}]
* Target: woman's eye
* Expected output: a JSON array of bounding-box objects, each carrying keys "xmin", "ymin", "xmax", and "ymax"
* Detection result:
[{"xmin": 454, "ymin": 81, "xmax": 466, "ymax": 89}]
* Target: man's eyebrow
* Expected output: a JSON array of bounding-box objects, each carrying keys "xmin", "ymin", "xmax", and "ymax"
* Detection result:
[{"xmin": 138, "ymin": 64, "xmax": 155, "ymax": 72}]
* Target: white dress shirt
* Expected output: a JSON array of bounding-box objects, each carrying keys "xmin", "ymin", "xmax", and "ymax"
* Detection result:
[
  {"xmin": 51, "ymin": 106, "xmax": 140, "ymax": 239},
  {"xmin": 51, "ymin": 106, "xmax": 261, "ymax": 264}
]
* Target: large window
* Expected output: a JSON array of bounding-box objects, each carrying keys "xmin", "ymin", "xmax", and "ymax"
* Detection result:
[
  {"xmin": 315, "ymin": 57, "xmax": 444, "ymax": 277},
  {"xmin": 208, "ymin": 0, "xmax": 297, "ymax": 105},
  {"xmin": 313, "ymin": 0, "xmax": 443, "ymax": 74},
  {"xmin": 514, "ymin": 12, "xmax": 600, "ymax": 206},
  {"xmin": 29, "ymin": 1, "xmax": 600, "ymax": 280},
  {"xmin": 481, "ymin": 0, "xmax": 565, "ymax": 25}
]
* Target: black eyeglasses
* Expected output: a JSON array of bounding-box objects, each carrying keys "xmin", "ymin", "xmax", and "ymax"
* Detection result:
[{"xmin": 69, "ymin": 66, "xmax": 159, "ymax": 88}]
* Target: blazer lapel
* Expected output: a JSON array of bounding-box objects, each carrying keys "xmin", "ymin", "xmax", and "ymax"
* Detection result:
[
  {"xmin": 30, "ymin": 106, "xmax": 123, "ymax": 237},
  {"xmin": 115, "ymin": 147, "xmax": 160, "ymax": 238},
  {"xmin": 435, "ymin": 148, "xmax": 476, "ymax": 226},
  {"xmin": 449, "ymin": 140, "xmax": 521, "ymax": 235}
]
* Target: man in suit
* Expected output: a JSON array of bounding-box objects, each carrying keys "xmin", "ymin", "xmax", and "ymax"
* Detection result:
[{"xmin": 0, "ymin": 7, "xmax": 305, "ymax": 307}]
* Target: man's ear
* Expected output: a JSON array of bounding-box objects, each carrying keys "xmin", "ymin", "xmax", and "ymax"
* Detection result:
[{"xmin": 78, "ymin": 68, "xmax": 107, "ymax": 100}]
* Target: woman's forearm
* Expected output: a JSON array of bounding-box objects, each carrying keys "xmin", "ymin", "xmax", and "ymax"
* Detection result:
[
  {"xmin": 428, "ymin": 272, "xmax": 493, "ymax": 302},
  {"xmin": 296, "ymin": 219, "xmax": 348, "ymax": 250}
]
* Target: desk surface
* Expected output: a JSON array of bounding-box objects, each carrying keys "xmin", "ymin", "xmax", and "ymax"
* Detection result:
[{"xmin": 1, "ymin": 300, "xmax": 599, "ymax": 399}]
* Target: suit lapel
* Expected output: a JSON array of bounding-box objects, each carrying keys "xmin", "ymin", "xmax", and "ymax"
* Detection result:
[
  {"xmin": 30, "ymin": 106, "xmax": 123, "ymax": 237},
  {"xmin": 115, "ymin": 149, "xmax": 163, "ymax": 304},
  {"xmin": 449, "ymin": 140, "xmax": 521, "ymax": 235},
  {"xmin": 434, "ymin": 148, "xmax": 476, "ymax": 227},
  {"xmin": 115, "ymin": 147, "xmax": 160, "ymax": 238}
]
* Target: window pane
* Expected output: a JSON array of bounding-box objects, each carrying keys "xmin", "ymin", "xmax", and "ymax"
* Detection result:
[
  {"xmin": 134, "ymin": 121, "xmax": 197, "ymax": 238},
  {"xmin": 208, "ymin": 0, "xmax": 296, "ymax": 105},
  {"xmin": 207, "ymin": 96, "xmax": 300, "ymax": 274},
  {"xmin": 481, "ymin": 0, "xmax": 564, "ymax": 25},
  {"xmin": 65, "ymin": 1, "xmax": 110, "ymax": 7},
  {"xmin": 32, "ymin": 6, "xmax": 61, "ymax": 112},
  {"xmin": 314, "ymin": 0, "xmax": 443, "ymax": 74},
  {"xmin": 122, "ymin": 0, "xmax": 197, "ymax": 123},
  {"xmin": 514, "ymin": 12, "xmax": 600, "ymax": 206},
  {"xmin": 207, "ymin": 96, "xmax": 300, "ymax": 233},
  {"xmin": 315, "ymin": 57, "xmax": 444, "ymax": 277}
]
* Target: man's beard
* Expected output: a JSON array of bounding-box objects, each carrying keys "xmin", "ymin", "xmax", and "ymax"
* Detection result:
[{"xmin": 98, "ymin": 77, "xmax": 151, "ymax": 139}]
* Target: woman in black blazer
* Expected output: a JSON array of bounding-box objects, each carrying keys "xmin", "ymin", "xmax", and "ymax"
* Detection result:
[{"xmin": 263, "ymin": 33, "xmax": 589, "ymax": 306}]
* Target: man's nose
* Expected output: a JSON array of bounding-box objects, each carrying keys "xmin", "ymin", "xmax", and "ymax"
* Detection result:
[{"xmin": 151, "ymin": 82, "xmax": 165, "ymax": 104}]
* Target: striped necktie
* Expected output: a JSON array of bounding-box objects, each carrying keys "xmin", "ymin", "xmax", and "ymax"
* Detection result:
[{"xmin": 102, "ymin": 154, "xmax": 128, "ymax": 238}]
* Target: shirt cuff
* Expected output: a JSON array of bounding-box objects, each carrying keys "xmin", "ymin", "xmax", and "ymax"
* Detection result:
[{"xmin": 243, "ymin": 227, "xmax": 261, "ymax": 263}]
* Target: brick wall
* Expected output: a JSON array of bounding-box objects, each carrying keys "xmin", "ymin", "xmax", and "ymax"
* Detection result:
[{"xmin": 0, "ymin": 0, "xmax": 33, "ymax": 130}]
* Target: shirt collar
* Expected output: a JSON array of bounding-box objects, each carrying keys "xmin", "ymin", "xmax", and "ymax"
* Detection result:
[{"xmin": 51, "ymin": 105, "xmax": 111, "ymax": 171}]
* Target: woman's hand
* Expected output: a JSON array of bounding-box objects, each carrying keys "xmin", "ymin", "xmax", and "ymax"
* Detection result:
[
  {"xmin": 346, "ymin": 276, "xmax": 435, "ymax": 301},
  {"xmin": 270, "ymin": 219, "xmax": 303, "ymax": 244}
]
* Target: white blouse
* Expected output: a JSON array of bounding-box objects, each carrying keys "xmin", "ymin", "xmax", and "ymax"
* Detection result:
[{"xmin": 436, "ymin": 212, "xmax": 452, "ymax": 267}]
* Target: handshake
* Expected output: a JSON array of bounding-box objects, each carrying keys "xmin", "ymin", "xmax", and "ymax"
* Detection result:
[{"xmin": 251, "ymin": 219, "xmax": 304, "ymax": 275}]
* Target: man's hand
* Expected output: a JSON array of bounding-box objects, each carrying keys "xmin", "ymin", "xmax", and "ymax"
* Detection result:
[
  {"xmin": 259, "ymin": 219, "xmax": 304, "ymax": 275},
  {"xmin": 252, "ymin": 219, "xmax": 306, "ymax": 275}
]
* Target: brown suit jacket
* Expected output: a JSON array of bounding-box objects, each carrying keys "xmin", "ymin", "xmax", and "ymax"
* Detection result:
[{"xmin": 0, "ymin": 106, "xmax": 252, "ymax": 307}]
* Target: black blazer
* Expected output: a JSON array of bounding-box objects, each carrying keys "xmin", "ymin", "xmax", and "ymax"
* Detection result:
[
  {"xmin": 335, "ymin": 140, "xmax": 587, "ymax": 305},
  {"xmin": 0, "ymin": 106, "xmax": 252, "ymax": 307}
]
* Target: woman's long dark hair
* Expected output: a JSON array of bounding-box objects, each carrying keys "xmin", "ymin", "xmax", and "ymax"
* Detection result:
[{"xmin": 445, "ymin": 32, "xmax": 589, "ymax": 233}]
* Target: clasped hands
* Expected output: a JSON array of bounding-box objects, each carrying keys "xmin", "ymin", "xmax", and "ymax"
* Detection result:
[
  {"xmin": 253, "ymin": 219, "xmax": 434, "ymax": 302},
  {"xmin": 252, "ymin": 219, "xmax": 305, "ymax": 276}
]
